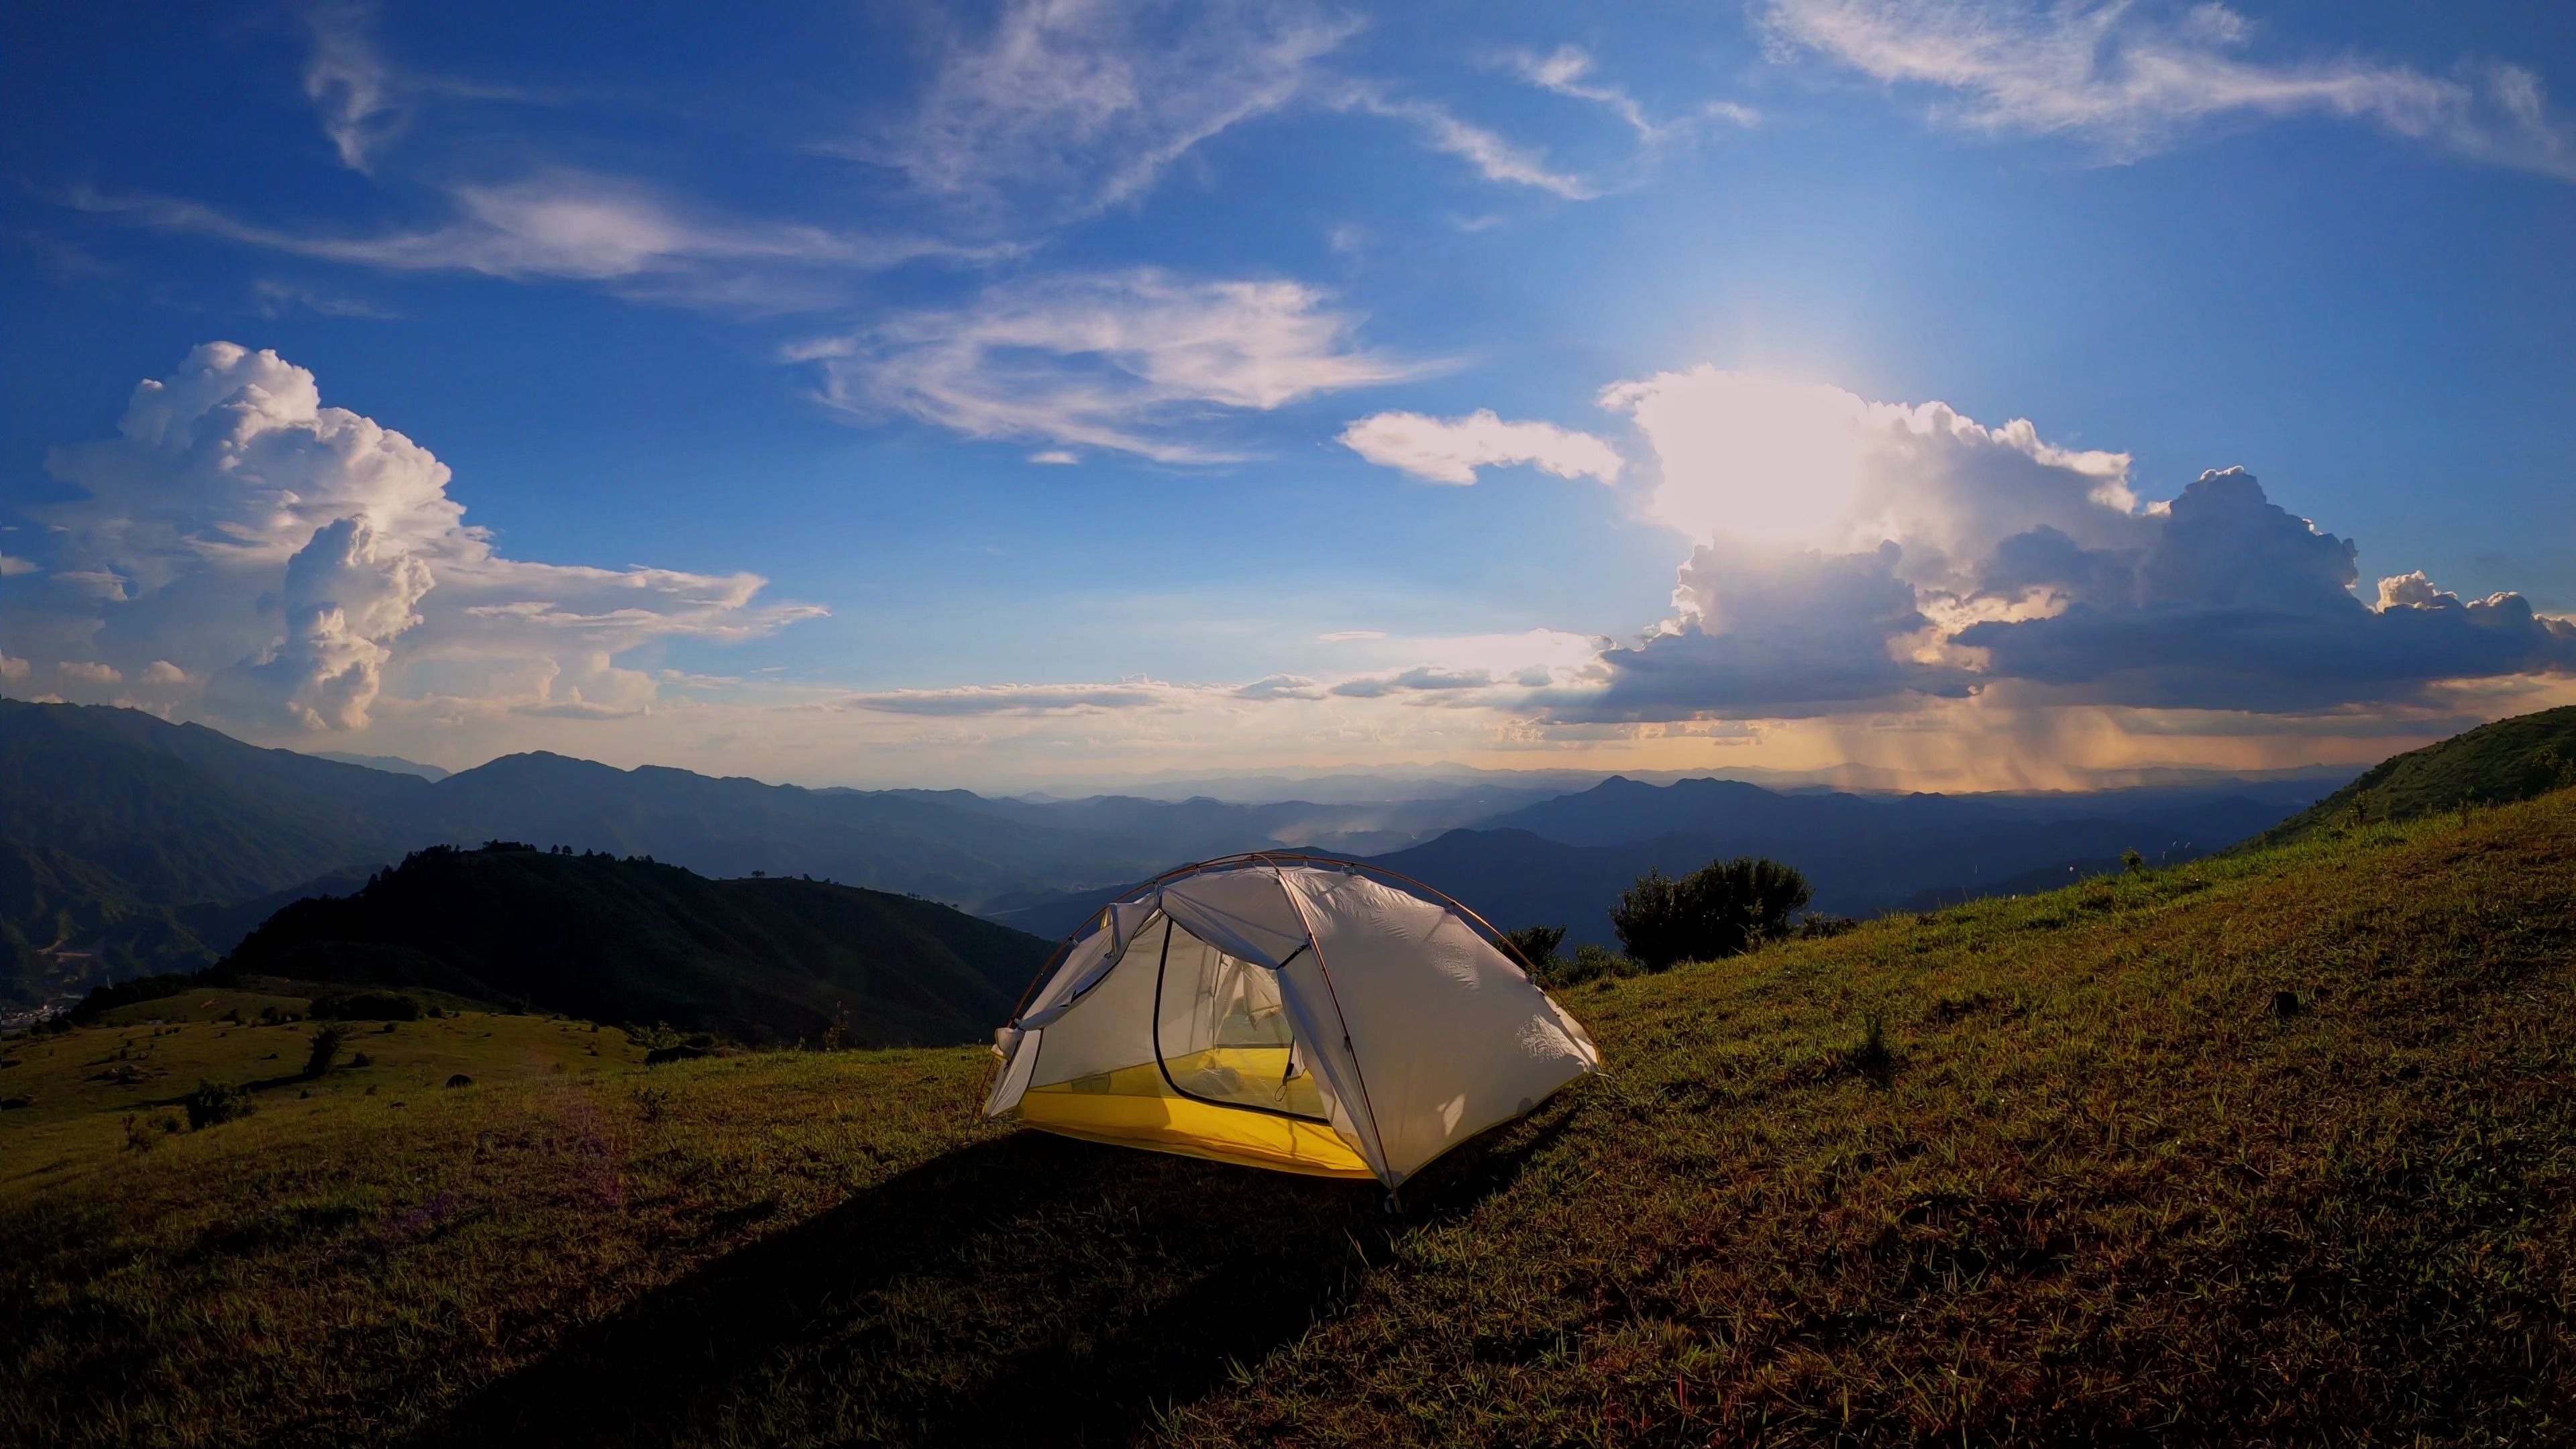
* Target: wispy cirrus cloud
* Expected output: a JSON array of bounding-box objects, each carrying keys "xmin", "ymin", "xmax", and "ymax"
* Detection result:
[
  {"xmin": 1331, "ymin": 83, "xmax": 1601, "ymax": 199},
  {"xmin": 70, "ymin": 176, "xmax": 1002, "ymax": 309},
  {"xmin": 1760, "ymin": 0, "xmax": 2576, "ymax": 180},
  {"xmin": 794, "ymin": 268, "xmax": 1428, "ymax": 462},
  {"xmin": 854, "ymin": 0, "xmax": 1358, "ymax": 227},
  {"xmin": 1504, "ymin": 45, "xmax": 1760, "ymax": 145}
]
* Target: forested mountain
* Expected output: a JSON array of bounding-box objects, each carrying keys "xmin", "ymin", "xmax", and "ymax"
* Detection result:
[{"xmin": 223, "ymin": 843, "xmax": 1052, "ymax": 1045}]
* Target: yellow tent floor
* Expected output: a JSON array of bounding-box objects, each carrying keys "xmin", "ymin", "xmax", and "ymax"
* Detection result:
[{"xmin": 1014, "ymin": 1046, "xmax": 1374, "ymax": 1180}]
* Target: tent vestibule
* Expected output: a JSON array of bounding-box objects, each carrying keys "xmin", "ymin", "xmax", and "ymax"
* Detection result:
[{"xmin": 984, "ymin": 856, "xmax": 1599, "ymax": 1192}]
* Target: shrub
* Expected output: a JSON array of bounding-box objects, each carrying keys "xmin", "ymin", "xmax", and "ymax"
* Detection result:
[
  {"xmin": 304, "ymin": 1024, "xmax": 349, "ymax": 1079},
  {"xmin": 1540, "ymin": 943, "xmax": 1638, "ymax": 989},
  {"xmin": 1611, "ymin": 857, "xmax": 1815, "ymax": 969},
  {"xmin": 1499, "ymin": 924, "xmax": 1567, "ymax": 975},
  {"xmin": 183, "ymin": 1080, "xmax": 252, "ymax": 1130},
  {"xmin": 2123, "ymin": 847, "xmax": 2147, "ymax": 875},
  {"xmin": 311, "ymin": 991, "xmax": 422, "ymax": 1022}
]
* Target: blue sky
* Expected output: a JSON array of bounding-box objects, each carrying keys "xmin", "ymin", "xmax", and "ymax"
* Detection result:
[{"xmin": 4, "ymin": 1, "xmax": 2573, "ymax": 790}]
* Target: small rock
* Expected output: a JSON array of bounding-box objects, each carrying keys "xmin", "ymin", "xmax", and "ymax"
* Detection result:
[
  {"xmin": 2270, "ymin": 989, "xmax": 2302, "ymax": 1018},
  {"xmin": 445, "ymin": 1073, "xmax": 473, "ymax": 1087}
]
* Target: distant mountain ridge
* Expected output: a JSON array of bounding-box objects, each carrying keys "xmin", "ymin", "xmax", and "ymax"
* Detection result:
[
  {"xmin": 221, "ymin": 843, "xmax": 1052, "ymax": 1045},
  {"xmin": 310, "ymin": 751, "xmax": 452, "ymax": 782},
  {"xmin": 1, "ymin": 694, "xmax": 2363, "ymax": 1000},
  {"xmin": 993, "ymin": 774, "xmax": 2337, "ymax": 946},
  {"xmin": 0, "ymin": 699, "xmax": 1564, "ymax": 999}
]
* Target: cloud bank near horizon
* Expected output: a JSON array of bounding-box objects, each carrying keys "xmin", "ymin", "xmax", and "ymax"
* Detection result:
[{"xmin": 5, "ymin": 349, "xmax": 2573, "ymax": 792}]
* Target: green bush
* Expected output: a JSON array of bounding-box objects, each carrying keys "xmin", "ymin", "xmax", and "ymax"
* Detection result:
[
  {"xmin": 1611, "ymin": 857, "xmax": 1814, "ymax": 969},
  {"xmin": 182, "ymin": 1080, "xmax": 252, "ymax": 1130},
  {"xmin": 1540, "ymin": 943, "xmax": 1638, "ymax": 989},
  {"xmin": 304, "ymin": 1023, "xmax": 349, "ymax": 1079},
  {"xmin": 1499, "ymin": 924, "xmax": 1567, "ymax": 975}
]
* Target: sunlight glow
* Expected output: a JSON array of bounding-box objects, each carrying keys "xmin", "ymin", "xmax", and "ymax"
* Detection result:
[{"xmin": 1603, "ymin": 370, "xmax": 1870, "ymax": 545}]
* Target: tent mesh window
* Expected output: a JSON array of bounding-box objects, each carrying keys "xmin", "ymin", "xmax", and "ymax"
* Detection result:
[{"xmin": 1150, "ymin": 918, "xmax": 1324, "ymax": 1122}]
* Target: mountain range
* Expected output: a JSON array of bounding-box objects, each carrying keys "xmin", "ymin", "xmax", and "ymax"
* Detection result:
[{"xmin": 3, "ymin": 694, "xmax": 2365, "ymax": 1000}]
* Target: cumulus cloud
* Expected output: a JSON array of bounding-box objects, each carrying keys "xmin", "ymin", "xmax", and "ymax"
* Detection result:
[
  {"xmin": 1601, "ymin": 366, "xmax": 2139, "ymax": 575},
  {"xmin": 1562, "ymin": 540, "xmax": 1974, "ymax": 720},
  {"xmin": 10, "ymin": 342, "xmax": 820, "ymax": 731},
  {"xmin": 1760, "ymin": 0, "xmax": 2576, "ymax": 180},
  {"xmin": 211, "ymin": 516, "xmax": 432, "ymax": 730},
  {"xmin": 1547, "ymin": 370, "xmax": 2576, "ymax": 724},
  {"xmin": 1955, "ymin": 468, "xmax": 2576, "ymax": 710},
  {"xmin": 1339, "ymin": 409, "xmax": 1623, "ymax": 486},
  {"xmin": 58, "ymin": 661, "xmax": 123, "ymax": 686},
  {"xmin": 0, "ymin": 653, "xmax": 28, "ymax": 685},
  {"xmin": 800, "ymin": 269, "xmax": 1423, "ymax": 462}
]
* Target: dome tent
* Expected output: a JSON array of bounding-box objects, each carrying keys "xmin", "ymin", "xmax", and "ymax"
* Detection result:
[{"xmin": 984, "ymin": 853, "xmax": 1600, "ymax": 1197}]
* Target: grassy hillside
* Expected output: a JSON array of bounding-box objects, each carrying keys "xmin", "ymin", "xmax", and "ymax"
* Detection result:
[
  {"xmin": 2253, "ymin": 703, "xmax": 2576, "ymax": 847},
  {"xmin": 221, "ymin": 843, "xmax": 1054, "ymax": 1045},
  {"xmin": 6, "ymin": 791, "xmax": 2574, "ymax": 1446}
]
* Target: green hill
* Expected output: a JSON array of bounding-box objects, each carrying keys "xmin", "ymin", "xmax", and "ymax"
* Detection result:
[
  {"xmin": 7, "ymin": 789, "xmax": 2573, "ymax": 1446},
  {"xmin": 217, "ymin": 843, "xmax": 1055, "ymax": 1046},
  {"xmin": 2251, "ymin": 703, "xmax": 2576, "ymax": 848}
]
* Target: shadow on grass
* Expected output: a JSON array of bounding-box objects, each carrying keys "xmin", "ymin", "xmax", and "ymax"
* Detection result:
[{"xmin": 409, "ymin": 1104, "xmax": 1572, "ymax": 1449}]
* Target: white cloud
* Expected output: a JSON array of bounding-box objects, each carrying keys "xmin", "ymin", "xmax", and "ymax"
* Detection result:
[
  {"xmin": 211, "ymin": 516, "xmax": 431, "ymax": 730},
  {"xmin": 303, "ymin": 5, "xmax": 401, "ymax": 172},
  {"xmin": 0, "ymin": 653, "xmax": 28, "ymax": 685},
  {"xmin": 1760, "ymin": 0, "xmax": 2576, "ymax": 179},
  {"xmin": 831, "ymin": 680, "xmax": 1204, "ymax": 716},
  {"xmin": 0, "ymin": 552, "xmax": 42, "ymax": 577},
  {"xmin": 1334, "ymin": 86, "xmax": 1600, "ymax": 199},
  {"xmin": 58, "ymin": 661, "xmax": 123, "ymax": 686},
  {"xmin": 252, "ymin": 278, "xmax": 400, "ymax": 321},
  {"xmin": 860, "ymin": 0, "xmax": 1354, "ymax": 225},
  {"xmin": 800, "ymin": 269, "xmax": 1424, "ymax": 462},
  {"xmin": 1233, "ymin": 673, "xmax": 1324, "ymax": 700},
  {"xmin": 1505, "ymin": 45, "xmax": 1761, "ymax": 144},
  {"xmin": 17, "ymin": 343, "xmax": 820, "ymax": 733},
  {"xmin": 1339, "ymin": 409, "xmax": 1623, "ymax": 486},
  {"xmin": 1028, "ymin": 449, "xmax": 1079, "ymax": 465},
  {"xmin": 1600, "ymin": 367, "xmax": 2138, "ymax": 584},
  {"xmin": 78, "ymin": 176, "xmax": 984, "ymax": 300},
  {"xmin": 1316, "ymin": 629, "xmax": 1385, "ymax": 642}
]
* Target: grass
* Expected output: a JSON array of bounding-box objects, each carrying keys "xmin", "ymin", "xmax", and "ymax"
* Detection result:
[{"xmin": 6, "ymin": 793, "xmax": 2575, "ymax": 1446}]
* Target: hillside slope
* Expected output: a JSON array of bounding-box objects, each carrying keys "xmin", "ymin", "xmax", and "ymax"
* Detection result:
[
  {"xmin": 7, "ymin": 790, "xmax": 2573, "ymax": 1446},
  {"xmin": 2252, "ymin": 703, "xmax": 2576, "ymax": 847},
  {"xmin": 221, "ymin": 843, "xmax": 1054, "ymax": 1045}
]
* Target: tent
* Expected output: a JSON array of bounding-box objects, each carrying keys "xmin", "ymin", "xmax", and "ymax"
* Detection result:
[{"xmin": 983, "ymin": 853, "xmax": 1599, "ymax": 1197}]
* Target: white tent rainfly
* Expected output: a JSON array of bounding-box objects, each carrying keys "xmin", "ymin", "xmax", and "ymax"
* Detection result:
[{"xmin": 984, "ymin": 853, "xmax": 1601, "ymax": 1199}]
